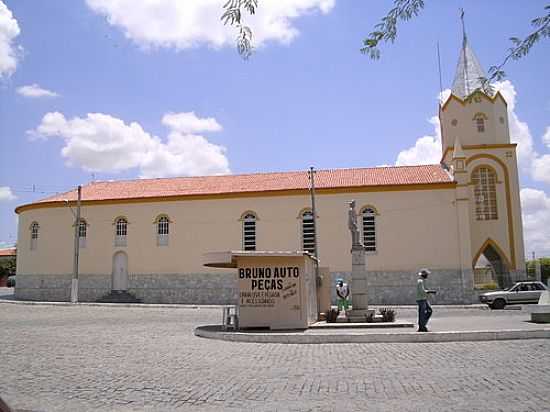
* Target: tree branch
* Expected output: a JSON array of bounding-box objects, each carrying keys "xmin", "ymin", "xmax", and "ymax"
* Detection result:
[
  {"xmin": 221, "ymin": 0, "xmax": 258, "ymax": 59},
  {"xmin": 360, "ymin": 0, "xmax": 425, "ymax": 59},
  {"xmin": 482, "ymin": 5, "xmax": 550, "ymax": 92}
]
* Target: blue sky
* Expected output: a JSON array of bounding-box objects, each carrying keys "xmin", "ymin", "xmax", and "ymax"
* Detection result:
[{"xmin": 1, "ymin": 0, "xmax": 549, "ymax": 255}]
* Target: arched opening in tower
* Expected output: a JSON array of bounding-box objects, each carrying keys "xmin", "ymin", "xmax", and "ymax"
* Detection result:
[{"xmin": 473, "ymin": 244, "xmax": 511, "ymax": 289}]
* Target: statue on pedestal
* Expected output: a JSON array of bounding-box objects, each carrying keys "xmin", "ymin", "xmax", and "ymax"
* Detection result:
[{"xmin": 348, "ymin": 200, "xmax": 362, "ymax": 247}]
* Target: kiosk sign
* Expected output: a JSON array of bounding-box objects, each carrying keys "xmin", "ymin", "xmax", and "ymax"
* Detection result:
[{"xmin": 239, "ymin": 265, "xmax": 301, "ymax": 310}]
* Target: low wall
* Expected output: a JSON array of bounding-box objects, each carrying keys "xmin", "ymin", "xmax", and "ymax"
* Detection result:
[
  {"xmin": 15, "ymin": 273, "xmax": 237, "ymax": 304},
  {"xmin": 15, "ymin": 269, "xmax": 476, "ymax": 304}
]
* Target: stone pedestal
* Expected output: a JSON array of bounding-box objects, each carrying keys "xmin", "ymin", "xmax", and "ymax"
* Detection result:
[
  {"xmin": 348, "ymin": 245, "xmax": 374, "ymax": 321},
  {"xmin": 530, "ymin": 289, "xmax": 550, "ymax": 323}
]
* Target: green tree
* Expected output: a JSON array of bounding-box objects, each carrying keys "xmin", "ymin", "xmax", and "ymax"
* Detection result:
[
  {"xmin": 0, "ymin": 257, "xmax": 16, "ymax": 277},
  {"xmin": 223, "ymin": 0, "xmax": 550, "ymax": 86}
]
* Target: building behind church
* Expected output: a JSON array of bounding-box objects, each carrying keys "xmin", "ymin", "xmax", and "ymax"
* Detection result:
[{"xmin": 14, "ymin": 31, "xmax": 526, "ymax": 304}]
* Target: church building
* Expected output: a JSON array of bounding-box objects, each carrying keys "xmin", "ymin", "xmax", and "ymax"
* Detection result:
[{"xmin": 14, "ymin": 31, "xmax": 525, "ymax": 305}]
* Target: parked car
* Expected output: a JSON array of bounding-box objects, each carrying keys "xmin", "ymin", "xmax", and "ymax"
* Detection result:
[
  {"xmin": 6, "ymin": 275, "xmax": 15, "ymax": 287},
  {"xmin": 479, "ymin": 281, "xmax": 548, "ymax": 309}
]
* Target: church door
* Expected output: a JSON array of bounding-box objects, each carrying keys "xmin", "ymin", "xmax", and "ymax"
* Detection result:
[{"xmin": 112, "ymin": 251, "xmax": 129, "ymax": 291}]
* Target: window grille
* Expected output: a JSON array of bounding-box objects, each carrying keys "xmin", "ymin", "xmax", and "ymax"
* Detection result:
[
  {"xmin": 362, "ymin": 208, "xmax": 377, "ymax": 253},
  {"xmin": 472, "ymin": 167, "xmax": 498, "ymax": 220},
  {"xmin": 242, "ymin": 213, "xmax": 256, "ymax": 251},
  {"xmin": 79, "ymin": 219, "xmax": 87, "ymax": 248},
  {"xmin": 157, "ymin": 216, "xmax": 169, "ymax": 246},
  {"xmin": 115, "ymin": 218, "xmax": 128, "ymax": 246},
  {"xmin": 301, "ymin": 210, "xmax": 316, "ymax": 255},
  {"xmin": 30, "ymin": 222, "xmax": 39, "ymax": 251},
  {"xmin": 476, "ymin": 117, "xmax": 485, "ymax": 132}
]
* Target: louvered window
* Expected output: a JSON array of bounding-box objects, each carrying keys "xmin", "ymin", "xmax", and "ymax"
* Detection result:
[
  {"xmin": 157, "ymin": 216, "xmax": 169, "ymax": 246},
  {"xmin": 362, "ymin": 208, "xmax": 377, "ymax": 253},
  {"xmin": 242, "ymin": 213, "xmax": 256, "ymax": 251},
  {"xmin": 115, "ymin": 218, "xmax": 128, "ymax": 246},
  {"xmin": 301, "ymin": 211, "xmax": 316, "ymax": 255}
]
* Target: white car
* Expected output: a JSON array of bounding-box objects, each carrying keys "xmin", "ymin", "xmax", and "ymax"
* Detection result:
[{"xmin": 479, "ymin": 281, "xmax": 548, "ymax": 309}]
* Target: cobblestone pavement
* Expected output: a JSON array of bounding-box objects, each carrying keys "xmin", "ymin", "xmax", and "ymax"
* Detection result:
[{"xmin": 1, "ymin": 304, "xmax": 549, "ymax": 412}]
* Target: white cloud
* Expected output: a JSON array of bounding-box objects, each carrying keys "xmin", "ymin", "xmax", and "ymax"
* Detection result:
[
  {"xmin": 0, "ymin": 0, "xmax": 21, "ymax": 77},
  {"xmin": 0, "ymin": 186, "xmax": 16, "ymax": 201},
  {"xmin": 521, "ymin": 188, "xmax": 550, "ymax": 256},
  {"xmin": 30, "ymin": 111, "xmax": 230, "ymax": 178},
  {"xmin": 86, "ymin": 0, "xmax": 335, "ymax": 51},
  {"xmin": 543, "ymin": 127, "xmax": 550, "ymax": 148},
  {"xmin": 493, "ymin": 80, "xmax": 535, "ymax": 169},
  {"xmin": 162, "ymin": 111, "xmax": 222, "ymax": 134},
  {"xmin": 395, "ymin": 116, "xmax": 442, "ymax": 166},
  {"xmin": 17, "ymin": 84, "xmax": 59, "ymax": 98},
  {"xmin": 395, "ymin": 89, "xmax": 450, "ymax": 166}
]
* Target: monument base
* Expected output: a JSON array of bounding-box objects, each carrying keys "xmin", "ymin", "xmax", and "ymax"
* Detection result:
[{"xmin": 347, "ymin": 309, "xmax": 375, "ymax": 323}]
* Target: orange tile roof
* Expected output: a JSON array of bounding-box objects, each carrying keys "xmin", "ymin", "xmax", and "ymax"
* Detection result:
[
  {"xmin": 0, "ymin": 247, "xmax": 16, "ymax": 257},
  {"xmin": 19, "ymin": 165, "xmax": 453, "ymax": 210}
]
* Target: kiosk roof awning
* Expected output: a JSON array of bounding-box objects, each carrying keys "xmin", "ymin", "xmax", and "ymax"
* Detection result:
[{"xmin": 203, "ymin": 250, "xmax": 316, "ymax": 268}]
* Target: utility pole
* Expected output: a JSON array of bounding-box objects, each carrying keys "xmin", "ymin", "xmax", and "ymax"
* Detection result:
[
  {"xmin": 70, "ymin": 185, "xmax": 82, "ymax": 303},
  {"xmin": 307, "ymin": 167, "xmax": 320, "ymax": 281}
]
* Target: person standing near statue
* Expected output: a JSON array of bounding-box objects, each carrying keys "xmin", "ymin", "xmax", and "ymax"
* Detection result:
[
  {"xmin": 336, "ymin": 278, "xmax": 350, "ymax": 315},
  {"xmin": 416, "ymin": 269, "xmax": 437, "ymax": 332}
]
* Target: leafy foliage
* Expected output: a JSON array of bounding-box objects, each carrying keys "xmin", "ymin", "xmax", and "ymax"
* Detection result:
[
  {"xmin": 0, "ymin": 256, "xmax": 16, "ymax": 277},
  {"xmin": 221, "ymin": 1, "xmax": 548, "ymax": 88},
  {"xmin": 481, "ymin": 5, "xmax": 550, "ymax": 91},
  {"xmin": 526, "ymin": 258, "xmax": 550, "ymax": 285},
  {"xmin": 360, "ymin": 0, "xmax": 425, "ymax": 60},
  {"xmin": 221, "ymin": 0, "xmax": 258, "ymax": 59}
]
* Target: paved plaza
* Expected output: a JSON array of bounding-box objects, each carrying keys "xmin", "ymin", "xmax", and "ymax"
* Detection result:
[{"xmin": 1, "ymin": 301, "xmax": 549, "ymax": 412}]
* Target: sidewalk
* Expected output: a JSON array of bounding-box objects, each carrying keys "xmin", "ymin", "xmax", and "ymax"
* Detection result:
[{"xmin": 194, "ymin": 309, "xmax": 550, "ymax": 344}]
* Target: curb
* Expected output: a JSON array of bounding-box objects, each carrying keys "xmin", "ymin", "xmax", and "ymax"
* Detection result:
[
  {"xmin": 0, "ymin": 299, "xmax": 226, "ymax": 310},
  {"xmin": 194, "ymin": 325, "xmax": 550, "ymax": 344},
  {"xmin": 0, "ymin": 296, "xmax": 492, "ymax": 311}
]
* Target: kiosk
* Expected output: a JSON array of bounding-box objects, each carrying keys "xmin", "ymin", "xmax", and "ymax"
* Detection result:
[{"xmin": 204, "ymin": 251, "xmax": 318, "ymax": 330}]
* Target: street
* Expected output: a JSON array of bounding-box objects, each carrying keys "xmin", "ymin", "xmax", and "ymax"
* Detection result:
[{"xmin": 1, "ymin": 303, "xmax": 549, "ymax": 411}]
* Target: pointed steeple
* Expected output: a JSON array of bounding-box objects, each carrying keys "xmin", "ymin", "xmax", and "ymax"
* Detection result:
[
  {"xmin": 452, "ymin": 137, "xmax": 466, "ymax": 159},
  {"xmin": 451, "ymin": 10, "xmax": 486, "ymax": 99}
]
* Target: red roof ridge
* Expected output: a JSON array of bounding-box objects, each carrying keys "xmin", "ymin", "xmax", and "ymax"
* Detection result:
[
  {"xmin": 17, "ymin": 164, "xmax": 453, "ymax": 213},
  {"xmin": 88, "ymin": 163, "xmax": 444, "ymax": 185}
]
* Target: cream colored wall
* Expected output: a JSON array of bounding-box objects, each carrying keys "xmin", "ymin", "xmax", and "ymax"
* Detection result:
[
  {"xmin": 440, "ymin": 93, "xmax": 509, "ymax": 151},
  {"xmin": 17, "ymin": 186, "xmax": 462, "ymax": 276},
  {"xmin": 444, "ymin": 146, "xmax": 525, "ymax": 271}
]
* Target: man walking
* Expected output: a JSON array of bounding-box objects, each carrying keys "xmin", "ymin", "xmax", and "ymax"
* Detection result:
[{"xmin": 416, "ymin": 269, "xmax": 437, "ymax": 332}]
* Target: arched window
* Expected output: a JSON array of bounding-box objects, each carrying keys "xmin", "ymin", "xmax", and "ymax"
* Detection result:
[
  {"xmin": 361, "ymin": 207, "xmax": 377, "ymax": 253},
  {"xmin": 78, "ymin": 219, "xmax": 87, "ymax": 248},
  {"xmin": 157, "ymin": 215, "xmax": 169, "ymax": 246},
  {"xmin": 114, "ymin": 217, "xmax": 128, "ymax": 247},
  {"xmin": 242, "ymin": 213, "xmax": 257, "ymax": 251},
  {"xmin": 30, "ymin": 222, "xmax": 39, "ymax": 251},
  {"xmin": 472, "ymin": 167, "xmax": 498, "ymax": 221},
  {"xmin": 476, "ymin": 118, "xmax": 485, "ymax": 132},
  {"xmin": 301, "ymin": 210, "xmax": 316, "ymax": 255},
  {"xmin": 473, "ymin": 112, "xmax": 487, "ymax": 133}
]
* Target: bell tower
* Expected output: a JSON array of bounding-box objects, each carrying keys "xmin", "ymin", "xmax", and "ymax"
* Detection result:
[{"xmin": 440, "ymin": 11, "xmax": 525, "ymax": 287}]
